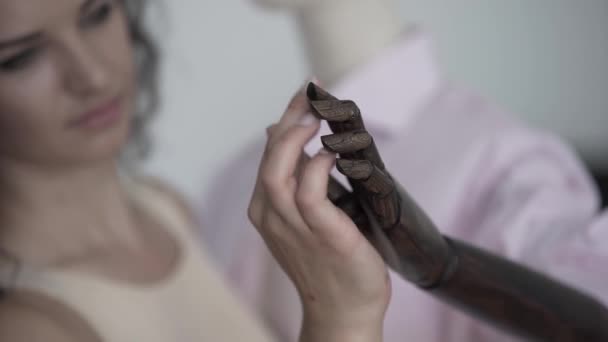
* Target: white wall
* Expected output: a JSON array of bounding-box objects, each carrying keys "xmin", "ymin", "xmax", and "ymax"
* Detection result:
[
  {"xmin": 143, "ymin": 0, "xmax": 608, "ymax": 199},
  {"xmin": 399, "ymin": 0, "xmax": 608, "ymax": 168}
]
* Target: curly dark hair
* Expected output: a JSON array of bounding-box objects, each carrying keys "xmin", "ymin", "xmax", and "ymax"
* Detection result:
[
  {"xmin": 0, "ymin": 0, "xmax": 161, "ymax": 298},
  {"xmin": 121, "ymin": 0, "xmax": 161, "ymax": 162}
]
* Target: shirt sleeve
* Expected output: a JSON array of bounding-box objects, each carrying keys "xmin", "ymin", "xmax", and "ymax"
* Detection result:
[{"xmin": 418, "ymin": 88, "xmax": 605, "ymax": 299}]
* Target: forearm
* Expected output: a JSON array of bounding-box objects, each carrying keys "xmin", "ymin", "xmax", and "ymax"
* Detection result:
[
  {"xmin": 411, "ymin": 236, "xmax": 608, "ymax": 341},
  {"xmin": 381, "ymin": 195, "xmax": 608, "ymax": 340}
]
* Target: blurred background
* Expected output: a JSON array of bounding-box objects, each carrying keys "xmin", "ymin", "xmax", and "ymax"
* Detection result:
[{"xmin": 142, "ymin": 0, "xmax": 608, "ymax": 202}]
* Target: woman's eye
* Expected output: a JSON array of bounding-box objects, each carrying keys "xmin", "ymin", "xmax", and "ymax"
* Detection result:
[
  {"xmin": 0, "ymin": 48, "xmax": 39, "ymax": 72},
  {"xmin": 82, "ymin": 2, "xmax": 114, "ymax": 28}
]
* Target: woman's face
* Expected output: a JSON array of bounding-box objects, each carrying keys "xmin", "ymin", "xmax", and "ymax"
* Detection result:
[{"xmin": 0, "ymin": 0, "xmax": 136, "ymax": 168}]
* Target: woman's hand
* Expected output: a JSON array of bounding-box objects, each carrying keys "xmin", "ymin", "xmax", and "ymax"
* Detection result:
[{"xmin": 248, "ymin": 84, "xmax": 390, "ymax": 341}]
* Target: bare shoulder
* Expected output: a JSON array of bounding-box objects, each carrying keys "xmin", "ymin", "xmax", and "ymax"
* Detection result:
[
  {"xmin": 0, "ymin": 292, "xmax": 101, "ymax": 342},
  {"xmin": 133, "ymin": 175, "xmax": 199, "ymax": 226}
]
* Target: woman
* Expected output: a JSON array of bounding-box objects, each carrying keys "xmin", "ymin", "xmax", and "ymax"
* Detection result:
[{"xmin": 0, "ymin": 0, "xmax": 389, "ymax": 341}]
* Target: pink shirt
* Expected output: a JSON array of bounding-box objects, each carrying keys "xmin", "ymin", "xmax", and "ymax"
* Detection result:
[{"xmin": 198, "ymin": 30, "xmax": 608, "ymax": 341}]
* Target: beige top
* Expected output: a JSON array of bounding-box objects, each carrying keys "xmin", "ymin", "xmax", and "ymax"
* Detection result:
[{"xmin": 0, "ymin": 180, "xmax": 275, "ymax": 342}]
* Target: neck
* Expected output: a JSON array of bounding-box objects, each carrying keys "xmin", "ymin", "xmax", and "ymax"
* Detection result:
[
  {"xmin": 294, "ymin": 0, "xmax": 404, "ymax": 86},
  {"xmin": 0, "ymin": 159, "xmax": 140, "ymax": 266}
]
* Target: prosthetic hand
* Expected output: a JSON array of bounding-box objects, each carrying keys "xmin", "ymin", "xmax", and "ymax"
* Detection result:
[
  {"xmin": 307, "ymin": 82, "xmax": 608, "ymax": 341},
  {"xmin": 306, "ymin": 82, "xmax": 451, "ymax": 287}
]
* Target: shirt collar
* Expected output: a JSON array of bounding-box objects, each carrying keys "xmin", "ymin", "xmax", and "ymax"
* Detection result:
[{"xmin": 329, "ymin": 28, "xmax": 442, "ymax": 138}]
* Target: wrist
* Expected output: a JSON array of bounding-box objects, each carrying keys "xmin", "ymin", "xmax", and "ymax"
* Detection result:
[
  {"xmin": 299, "ymin": 311, "xmax": 384, "ymax": 342},
  {"xmin": 299, "ymin": 317, "xmax": 383, "ymax": 342}
]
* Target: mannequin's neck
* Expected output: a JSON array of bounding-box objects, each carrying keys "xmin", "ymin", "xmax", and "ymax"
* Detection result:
[{"xmin": 295, "ymin": 0, "xmax": 404, "ymax": 86}]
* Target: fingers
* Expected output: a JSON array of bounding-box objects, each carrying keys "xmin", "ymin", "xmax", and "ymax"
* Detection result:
[
  {"xmin": 322, "ymin": 131, "xmax": 384, "ymax": 170},
  {"xmin": 309, "ymin": 100, "xmax": 360, "ymax": 122},
  {"xmin": 268, "ymin": 83, "xmax": 314, "ymax": 147},
  {"xmin": 250, "ymin": 82, "xmax": 317, "ymax": 229},
  {"xmin": 307, "ymin": 82, "xmax": 365, "ymax": 134},
  {"xmin": 306, "ymin": 82, "xmax": 400, "ymax": 231},
  {"xmin": 250, "ymin": 122, "xmax": 283, "ymax": 225},
  {"xmin": 259, "ymin": 126, "xmax": 319, "ymax": 234},
  {"xmin": 310, "ymin": 99, "xmax": 365, "ymax": 133},
  {"xmin": 321, "ymin": 131, "xmax": 372, "ymax": 154},
  {"xmin": 307, "ymin": 82, "xmax": 386, "ymax": 171},
  {"xmin": 266, "ymin": 124, "xmax": 278, "ymax": 137},
  {"xmin": 260, "ymin": 209, "xmax": 302, "ymax": 249},
  {"xmin": 333, "ymin": 193, "xmax": 371, "ymax": 233},
  {"xmin": 335, "ymin": 159, "xmax": 400, "ymax": 229},
  {"xmin": 247, "ymin": 187, "xmax": 265, "ymax": 228},
  {"xmin": 267, "ymin": 119, "xmax": 353, "ymax": 207},
  {"xmin": 327, "ymin": 175, "xmax": 350, "ymax": 203},
  {"xmin": 336, "ymin": 159, "xmax": 373, "ymax": 180},
  {"xmin": 308, "ymin": 83, "xmax": 362, "ymax": 134},
  {"xmin": 262, "ymin": 120, "xmax": 320, "ymax": 196},
  {"xmin": 336, "ymin": 160, "xmax": 393, "ymax": 196},
  {"xmin": 296, "ymin": 149, "xmax": 362, "ymax": 245},
  {"xmin": 368, "ymin": 192, "xmax": 401, "ymax": 230},
  {"xmin": 306, "ymin": 82, "xmax": 338, "ymax": 101}
]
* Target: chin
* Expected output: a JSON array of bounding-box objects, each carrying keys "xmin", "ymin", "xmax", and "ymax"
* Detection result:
[{"xmin": 70, "ymin": 112, "xmax": 133, "ymax": 166}]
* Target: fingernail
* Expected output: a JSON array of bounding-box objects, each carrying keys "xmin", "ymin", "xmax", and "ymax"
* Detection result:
[
  {"xmin": 265, "ymin": 124, "xmax": 276, "ymax": 137},
  {"xmin": 305, "ymin": 76, "xmax": 317, "ymax": 85},
  {"xmin": 318, "ymin": 147, "xmax": 331, "ymax": 155},
  {"xmin": 302, "ymin": 76, "xmax": 318, "ymax": 92},
  {"xmin": 307, "ymin": 82, "xmax": 329, "ymax": 101},
  {"xmin": 298, "ymin": 113, "xmax": 318, "ymax": 126}
]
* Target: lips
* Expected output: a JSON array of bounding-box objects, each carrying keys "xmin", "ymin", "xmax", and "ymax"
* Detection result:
[{"xmin": 70, "ymin": 97, "xmax": 124, "ymax": 129}]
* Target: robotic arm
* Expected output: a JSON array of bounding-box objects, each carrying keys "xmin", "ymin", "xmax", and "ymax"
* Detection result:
[{"xmin": 307, "ymin": 82, "xmax": 608, "ymax": 341}]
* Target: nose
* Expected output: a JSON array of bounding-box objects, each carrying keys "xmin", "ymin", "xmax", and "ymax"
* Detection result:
[{"xmin": 61, "ymin": 37, "xmax": 111, "ymax": 98}]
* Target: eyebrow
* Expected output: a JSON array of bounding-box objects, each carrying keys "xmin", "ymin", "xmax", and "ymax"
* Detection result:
[
  {"xmin": 0, "ymin": 0, "xmax": 98, "ymax": 52},
  {"xmin": 0, "ymin": 33, "xmax": 42, "ymax": 50}
]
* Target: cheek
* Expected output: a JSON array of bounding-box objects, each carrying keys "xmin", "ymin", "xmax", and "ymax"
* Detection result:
[
  {"xmin": 0, "ymin": 66, "xmax": 66, "ymax": 155},
  {"xmin": 0, "ymin": 10, "xmax": 138, "ymax": 164},
  {"xmin": 102, "ymin": 10, "xmax": 137, "ymax": 93}
]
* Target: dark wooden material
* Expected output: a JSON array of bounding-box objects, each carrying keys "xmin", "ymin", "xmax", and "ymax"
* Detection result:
[
  {"xmin": 435, "ymin": 238, "xmax": 608, "ymax": 341},
  {"xmin": 592, "ymin": 170, "xmax": 608, "ymax": 207},
  {"xmin": 307, "ymin": 82, "xmax": 608, "ymax": 341}
]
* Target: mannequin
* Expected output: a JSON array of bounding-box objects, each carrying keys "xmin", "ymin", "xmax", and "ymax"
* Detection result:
[{"xmin": 255, "ymin": 0, "xmax": 403, "ymax": 86}]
